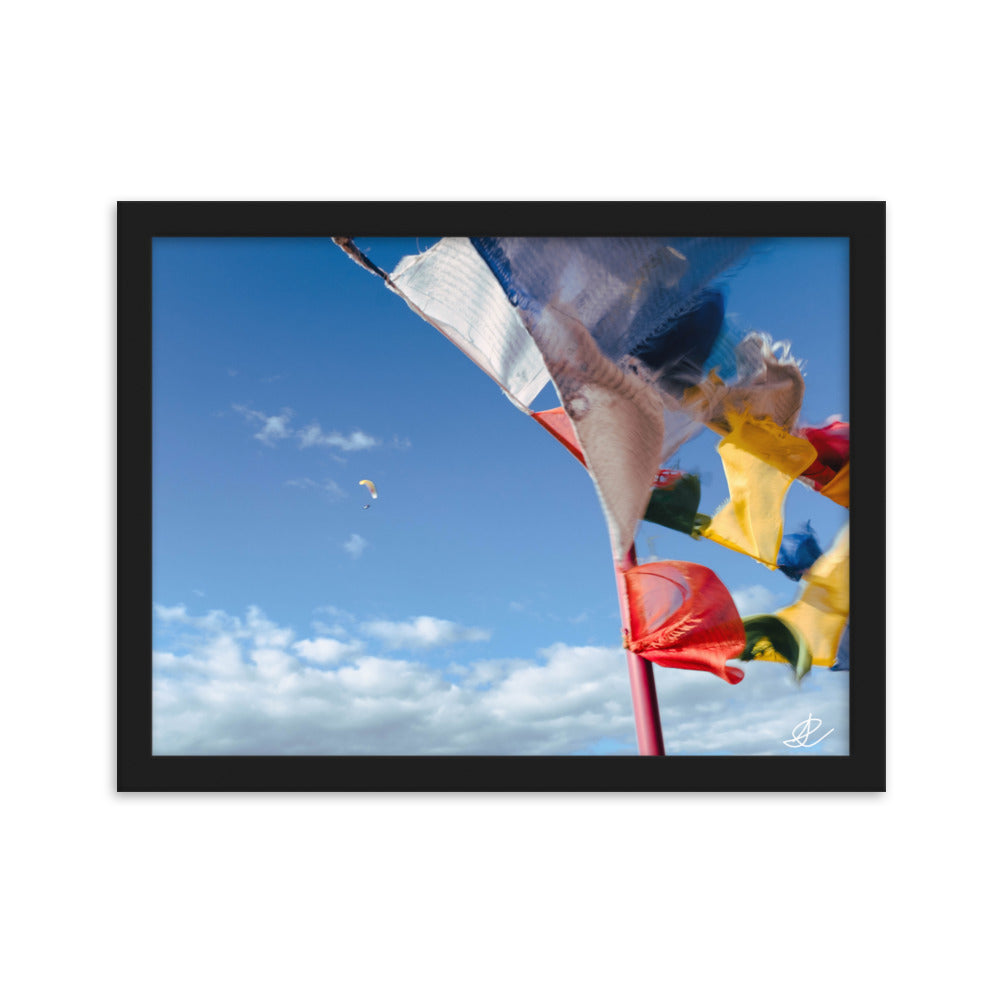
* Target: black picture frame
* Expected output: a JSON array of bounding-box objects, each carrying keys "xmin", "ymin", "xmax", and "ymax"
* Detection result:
[{"xmin": 118, "ymin": 201, "xmax": 885, "ymax": 792}]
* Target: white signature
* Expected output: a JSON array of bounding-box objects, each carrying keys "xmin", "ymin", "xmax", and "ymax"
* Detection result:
[{"xmin": 783, "ymin": 713, "xmax": 834, "ymax": 748}]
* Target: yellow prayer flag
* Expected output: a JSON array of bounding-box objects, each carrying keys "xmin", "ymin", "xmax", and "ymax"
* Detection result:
[
  {"xmin": 820, "ymin": 463, "xmax": 850, "ymax": 507},
  {"xmin": 701, "ymin": 412, "xmax": 817, "ymax": 568},
  {"xmin": 764, "ymin": 524, "xmax": 850, "ymax": 667}
]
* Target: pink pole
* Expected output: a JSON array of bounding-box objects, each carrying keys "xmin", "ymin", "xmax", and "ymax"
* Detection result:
[{"xmin": 614, "ymin": 544, "xmax": 666, "ymax": 756}]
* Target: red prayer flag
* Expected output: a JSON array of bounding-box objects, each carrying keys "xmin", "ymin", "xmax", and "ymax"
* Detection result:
[
  {"xmin": 800, "ymin": 420, "xmax": 849, "ymax": 488},
  {"xmin": 531, "ymin": 407, "xmax": 587, "ymax": 467},
  {"xmin": 623, "ymin": 560, "xmax": 747, "ymax": 684}
]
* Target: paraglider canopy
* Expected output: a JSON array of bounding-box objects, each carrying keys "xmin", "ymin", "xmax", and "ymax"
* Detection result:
[{"xmin": 359, "ymin": 479, "xmax": 378, "ymax": 509}]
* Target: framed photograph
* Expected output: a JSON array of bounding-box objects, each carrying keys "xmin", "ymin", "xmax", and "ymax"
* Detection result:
[{"xmin": 119, "ymin": 202, "xmax": 884, "ymax": 791}]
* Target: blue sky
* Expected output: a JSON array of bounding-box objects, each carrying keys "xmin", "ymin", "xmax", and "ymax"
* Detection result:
[{"xmin": 152, "ymin": 236, "xmax": 849, "ymax": 755}]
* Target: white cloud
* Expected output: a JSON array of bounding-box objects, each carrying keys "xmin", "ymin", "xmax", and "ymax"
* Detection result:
[
  {"xmin": 234, "ymin": 406, "xmax": 378, "ymax": 453},
  {"xmin": 297, "ymin": 423, "xmax": 378, "ymax": 451},
  {"xmin": 292, "ymin": 637, "xmax": 365, "ymax": 665},
  {"xmin": 245, "ymin": 606, "xmax": 294, "ymax": 648},
  {"xmin": 250, "ymin": 647, "xmax": 297, "ymax": 680},
  {"xmin": 154, "ymin": 603, "xmax": 291, "ymax": 648},
  {"xmin": 343, "ymin": 533, "xmax": 368, "ymax": 558},
  {"xmin": 233, "ymin": 404, "xmax": 293, "ymax": 445},
  {"xmin": 309, "ymin": 606, "xmax": 356, "ymax": 637},
  {"xmin": 156, "ymin": 633, "xmax": 247, "ymax": 678},
  {"xmin": 654, "ymin": 659, "xmax": 849, "ymax": 755},
  {"xmin": 154, "ymin": 603, "xmax": 241, "ymax": 632},
  {"xmin": 360, "ymin": 615, "xmax": 491, "ymax": 650},
  {"xmin": 152, "ymin": 603, "xmax": 849, "ymax": 756},
  {"xmin": 309, "ymin": 621, "xmax": 351, "ymax": 637},
  {"xmin": 258, "ymin": 415, "xmax": 292, "ymax": 444},
  {"xmin": 153, "ymin": 607, "xmax": 633, "ymax": 754},
  {"xmin": 155, "ymin": 603, "xmax": 189, "ymax": 622},
  {"xmin": 730, "ymin": 584, "xmax": 786, "ymax": 616},
  {"xmin": 313, "ymin": 605, "xmax": 355, "ymax": 620}
]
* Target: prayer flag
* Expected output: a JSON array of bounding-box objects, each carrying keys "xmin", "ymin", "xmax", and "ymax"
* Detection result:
[
  {"xmin": 643, "ymin": 470, "xmax": 706, "ymax": 537},
  {"xmin": 388, "ymin": 237, "xmax": 551, "ymax": 410},
  {"xmin": 531, "ymin": 406, "xmax": 587, "ymax": 467},
  {"xmin": 739, "ymin": 614, "xmax": 812, "ymax": 680},
  {"xmin": 684, "ymin": 333, "xmax": 806, "ymax": 433},
  {"xmin": 766, "ymin": 524, "xmax": 850, "ymax": 667},
  {"xmin": 468, "ymin": 237, "xmax": 761, "ymax": 557},
  {"xmin": 470, "ymin": 237, "xmax": 759, "ymax": 367},
  {"xmin": 777, "ymin": 522, "xmax": 823, "ymax": 581},
  {"xmin": 702, "ymin": 412, "xmax": 818, "ymax": 567},
  {"xmin": 623, "ymin": 560, "xmax": 747, "ymax": 684},
  {"xmin": 533, "ymin": 408, "xmax": 708, "ymax": 537},
  {"xmin": 820, "ymin": 463, "xmax": 850, "ymax": 507},
  {"xmin": 830, "ymin": 622, "xmax": 850, "ymax": 671},
  {"xmin": 800, "ymin": 420, "xmax": 850, "ymax": 507},
  {"xmin": 801, "ymin": 420, "xmax": 849, "ymax": 484}
]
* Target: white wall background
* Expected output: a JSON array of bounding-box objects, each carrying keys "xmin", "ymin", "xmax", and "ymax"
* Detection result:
[{"xmin": 2, "ymin": 3, "xmax": 993, "ymax": 997}]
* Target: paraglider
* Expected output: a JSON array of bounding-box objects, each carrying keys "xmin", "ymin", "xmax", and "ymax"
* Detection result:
[{"xmin": 359, "ymin": 479, "xmax": 377, "ymax": 509}]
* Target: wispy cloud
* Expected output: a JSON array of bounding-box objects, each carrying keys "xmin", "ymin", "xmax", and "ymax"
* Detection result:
[
  {"xmin": 232, "ymin": 404, "xmax": 294, "ymax": 445},
  {"xmin": 155, "ymin": 603, "xmax": 190, "ymax": 623},
  {"xmin": 343, "ymin": 533, "xmax": 368, "ymax": 558},
  {"xmin": 360, "ymin": 615, "xmax": 491, "ymax": 650},
  {"xmin": 233, "ymin": 405, "xmax": 379, "ymax": 453},
  {"xmin": 153, "ymin": 602, "xmax": 848, "ymax": 755},
  {"xmin": 309, "ymin": 606, "xmax": 356, "ymax": 636},
  {"xmin": 298, "ymin": 423, "xmax": 378, "ymax": 451}
]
